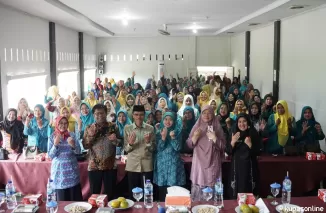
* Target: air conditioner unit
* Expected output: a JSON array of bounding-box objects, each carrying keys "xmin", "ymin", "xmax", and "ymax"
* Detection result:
[
  {"xmin": 98, "ymin": 54, "xmax": 105, "ymax": 75},
  {"xmin": 158, "ymin": 61, "xmax": 165, "ymax": 80}
]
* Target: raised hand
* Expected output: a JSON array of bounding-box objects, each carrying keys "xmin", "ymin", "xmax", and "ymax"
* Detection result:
[
  {"xmin": 231, "ymin": 132, "xmax": 240, "ymax": 147},
  {"xmin": 302, "ymin": 121, "xmax": 310, "ymax": 134},
  {"xmin": 244, "ymin": 137, "xmax": 252, "ymax": 149},
  {"xmin": 315, "ymin": 124, "xmax": 322, "ymax": 133},
  {"xmin": 87, "ymin": 124, "xmax": 96, "ymax": 137},
  {"xmin": 25, "ymin": 116, "xmax": 31, "ymax": 126},
  {"xmin": 67, "ymin": 137, "xmax": 75, "ymax": 147},
  {"xmin": 144, "ymin": 132, "xmax": 151, "ymax": 143},
  {"xmin": 169, "ymin": 130, "xmax": 175, "ymax": 140},
  {"xmin": 128, "ymin": 131, "xmax": 136, "ymax": 145},
  {"xmin": 161, "ymin": 127, "xmax": 168, "ymax": 141},
  {"xmin": 108, "ymin": 133, "xmax": 117, "ymax": 141},
  {"xmin": 54, "ymin": 135, "xmax": 61, "ymax": 146},
  {"xmin": 276, "ymin": 118, "xmax": 281, "ymax": 126},
  {"xmin": 206, "ymin": 130, "xmax": 217, "ymax": 143},
  {"xmin": 259, "ymin": 119, "xmax": 266, "ymax": 131}
]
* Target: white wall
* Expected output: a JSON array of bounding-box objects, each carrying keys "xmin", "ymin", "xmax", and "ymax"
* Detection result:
[
  {"xmin": 230, "ymin": 33, "xmax": 245, "ymax": 80},
  {"xmin": 250, "ymin": 24, "xmax": 274, "ymax": 96},
  {"xmin": 0, "ymin": 4, "xmax": 50, "ymax": 114},
  {"xmin": 196, "ymin": 36, "xmax": 231, "ymax": 67},
  {"xmin": 280, "ymin": 5, "xmax": 326, "ymax": 138},
  {"xmin": 84, "ymin": 34, "xmax": 97, "ymax": 69},
  {"xmin": 97, "ymin": 36, "xmax": 231, "ymax": 86}
]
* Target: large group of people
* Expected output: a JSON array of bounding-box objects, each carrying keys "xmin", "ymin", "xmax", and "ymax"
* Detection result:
[{"xmin": 0, "ymin": 71, "xmax": 325, "ymax": 202}]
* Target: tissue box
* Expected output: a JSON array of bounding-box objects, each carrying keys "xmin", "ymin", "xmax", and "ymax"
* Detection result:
[
  {"xmin": 121, "ymin": 155, "xmax": 127, "ymax": 164},
  {"xmin": 237, "ymin": 193, "xmax": 256, "ymax": 205},
  {"xmin": 318, "ymin": 189, "xmax": 326, "ymax": 202},
  {"xmin": 22, "ymin": 194, "xmax": 43, "ymax": 206},
  {"xmin": 306, "ymin": 152, "xmax": 316, "ymax": 160},
  {"xmin": 88, "ymin": 194, "xmax": 108, "ymax": 208},
  {"xmin": 165, "ymin": 196, "xmax": 191, "ymax": 208}
]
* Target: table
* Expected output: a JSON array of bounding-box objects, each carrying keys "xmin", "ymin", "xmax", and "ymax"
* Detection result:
[
  {"xmin": 1, "ymin": 155, "xmax": 326, "ymax": 200},
  {"xmin": 1, "ymin": 197, "xmax": 325, "ymax": 213}
]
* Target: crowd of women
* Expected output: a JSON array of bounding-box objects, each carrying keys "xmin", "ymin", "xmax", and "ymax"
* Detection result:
[{"xmin": 0, "ymin": 71, "xmax": 325, "ymax": 202}]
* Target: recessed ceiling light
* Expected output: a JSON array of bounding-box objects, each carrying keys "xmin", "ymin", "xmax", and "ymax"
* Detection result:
[
  {"xmin": 248, "ymin": 23, "xmax": 260, "ymax": 26},
  {"xmin": 289, "ymin": 5, "xmax": 306, "ymax": 10},
  {"xmin": 122, "ymin": 19, "xmax": 128, "ymax": 26},
  {"xmin": 192, "ymin": 29, "xmax": 197, "ymax": 34}
]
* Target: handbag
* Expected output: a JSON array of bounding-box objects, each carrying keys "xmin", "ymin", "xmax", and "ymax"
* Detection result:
[
  {"xmin": 0, "ymin": 148, "xmax": 9, "ymax": 160},
  {"xmin": 23, "ymin": 146, "xmax": 39, "ymax": 159}
]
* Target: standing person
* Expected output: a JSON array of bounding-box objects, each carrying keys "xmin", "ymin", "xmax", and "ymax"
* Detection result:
[
  {"xmin": 48, "ymin": 116, "xmax": 82, "ymax": 201},
  {"xmin": 0, "ymin": 109, "xmax": 25, "ymax": 153},
  {"xmin": 154, "ymin": 112, "xmax": 185, "ymax": 201},
  {"xmin": 187, "ymin": 105, "xmax": 226, "ymax": 201},
  {"xmin": 124, "ymin": 105, "xmax": 156, "ymax": 198},
  {"xmin": 23, "ymin": 104, "xmax": 49, "ymax": 153},
  {"xmin": 226, "ymin": 114, "xmax": 261, "ymax": 198},
  {"xmin": 17, "ymin": 98, "xmax": 33, "ymax": 123},
  {"xmin": 83, "ymin": 104, "xmax": 121, "ymax": 200}
]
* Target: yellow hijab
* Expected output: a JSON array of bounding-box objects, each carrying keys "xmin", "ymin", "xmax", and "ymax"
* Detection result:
[
  {"xmin": 275, "ymin": 100, "xmax": 292, "ymax": 146},
  {"xmin": 199, "ymin": 91, "xmax": 210, "ymax": 109},
  {"xmin": 85, "ymin": 91, "xmax": 98, "ymax": 108},
  {"xmin": 176, "ymin": 92, "xmax": 184, "ymax": 110},
  {"xmin": 60, "ymin": 106, "xmax": 76, "ymax": 132},
  {"xmin": 117, "ymin": 90, "xmax": 127, "ymax": 107}
]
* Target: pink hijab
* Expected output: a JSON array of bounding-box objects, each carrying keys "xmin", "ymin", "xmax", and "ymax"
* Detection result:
[{"xmin": 189, "ymin": 105, "xmax": 226, "ymax": 168}]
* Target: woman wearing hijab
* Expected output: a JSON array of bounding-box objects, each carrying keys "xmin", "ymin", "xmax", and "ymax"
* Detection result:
[
  {"xmin": 85, "ymin": 91, "xmax": 98, "ymax": 108},
  {"xmin": 122, "ymin": 94, "xmax": 135, "ymax": 121},
  {"xmin": 48, "ymin": 116, "xmax": 82, "ymax": 201},
  {"xmin": 217, "ymin": 103, "xmax": 233, "ymax": 138},
  {"xmin": 226, "ymin": 93, "xmax": 236, "ymax": 112},
  {"xmin": 117, "ymin": 89, "xmax": 128, "ymax": 108},
  {"xmin": 104, "ymin": 100, "xmax": 116, "ymax": 123},
  {"xmin": 261, "ymin": 94, "xmax": 274, "ymax": 122},
  {"xmin": 230, "ymin": 100, "xmax": 248, "ymax": 121},
  {"xmin": 116, "ymin": 110, "xmax": 132, "ymax": 156},
  {"xmin": 17, "ymin": 98, "xmax": 33, "ymax": 123},
  {"xmin": 23, "ymin": 104, "xmax": 49, "ymax": 152},
  {"xmin": 187, "ymin": 85, "xmax": 197, "ymax": 105},
  {"xmin": 154, "ymin": 110, "xmax": 163, "ymax": 125},
  {"xmin": 177, "ymin": 95, "xmax": 199, "ymax": 119},
  {"xmin": 186, "ymin": 105, "xmax": 226, "ymax": 201},
  {"xmin": 296, "ymin": 106, "xmax": 325, "ymax": 152},
  {"xmin": 265, "ymin": 100, "xmax": 296, "ymax": 154},
  {"xmin": 60, "ymin": 107, "xmax": 78, "ymax": 133},
  {"xmin": 145, "ymin": 111, "xmax": 155, "ymax": 127},
  {"xmin": 176, "ymin": 92, "xmax": 185, "ymax": 110},
  {"xmin": 0, "ymin": 109, "xmax": 25, "ymax": 153},
  {"xmin": 79, "ymin": 102, "xmax": 95, "ymax": 140},
  {"xmin": 226, "ymin": 114, "xmax": 261, "ymax": 198},
  {"xmin": 249, "ymin": 102, "xmax": 262, "ymax": 132},
  {"xmin": 209, "ymin": 100, "xmax": 218, "ymax": 116},
  {"xmin": 181, "ymin": 107, "xmax": 196, "ymax": 154},
  {"xmin": 70, "ymin": 96, "xmax": 81, "ymax": 118},
  {"xmin": 197, "ymin": 91, "xmax": 210, "ymax": 110},
  {"xmin": 210, "ymin": 87, "xmax": 222, "ymax": 107},
  {"xmin": 154, "ymin": 112, "xmax": 185, "ymax": 201}
]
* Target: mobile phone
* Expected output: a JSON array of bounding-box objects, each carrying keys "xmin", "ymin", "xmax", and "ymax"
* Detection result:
[{"xmin": 207, "ymin": 125, "xmax": 213, "ymax": 132}]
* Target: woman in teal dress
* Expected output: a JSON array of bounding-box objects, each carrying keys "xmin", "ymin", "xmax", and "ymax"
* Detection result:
[
  {"xmin": 296, "ymin": 106, "xmax": 325, "ymax": 152},
  {"xmin": 23, "ymin": 104, "xmax": 49, "ymax": 152},
  {"xmin": 265, "ymin": 100, "xmax": 296, "ymax": 154},
  {"xmin": 154, "ymin": 112, "xmax": 185, "ymax": 201}
]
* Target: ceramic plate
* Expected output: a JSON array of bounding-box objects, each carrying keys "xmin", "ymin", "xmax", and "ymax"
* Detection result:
[
  {"xmin": 108, "ymin": 199, "xmax": 134, "ymax": 210},
  {"xmin": 276, "ymin": 204, "xmax": 304, "ymax": 213},
  {"xmin": 192, "ymin": 205, "xmax": 219, "ymax": 213},
  {"xmin": 64, "ymin": 202, "xmax": 92, "ymax": 213}
]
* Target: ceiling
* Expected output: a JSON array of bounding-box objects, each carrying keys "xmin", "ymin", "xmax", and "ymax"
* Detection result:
[{"xmin": 0, "ymin": 0, "xmax": 325, "ymax": 37}]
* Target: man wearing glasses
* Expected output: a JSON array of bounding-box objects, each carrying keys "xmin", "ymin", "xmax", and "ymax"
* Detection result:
[{"xmin": 124, "ymin": 105, "xmax": 156, "ymax": 197}]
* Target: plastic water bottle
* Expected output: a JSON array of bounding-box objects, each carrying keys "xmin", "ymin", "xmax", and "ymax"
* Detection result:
[
  {"xmin": 144, "ymin": 180, "xmax": 153, "ymax": 208},
  {"xmin": 214, "ymin": 178, "xmax": 224, "ymax": 208},
  {"xmin": 47, "ymin": 179, "xmax": 57, "ymax": 202},
  {"xmin": 5, "ymin": 180, "xmax": 17, "ymax": 209},
  {"xmin": 281, "ymin": 171, "xmax": 291, "ymax": 204}
]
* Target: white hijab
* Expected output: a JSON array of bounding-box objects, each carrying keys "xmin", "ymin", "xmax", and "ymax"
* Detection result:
[
  {"xmin": 177, "ymin": 94, "xmax": 199, "ymax": 118},
  {"xmin": 104, "ymin": 100, "xmax": 116, "ymax": 122}
]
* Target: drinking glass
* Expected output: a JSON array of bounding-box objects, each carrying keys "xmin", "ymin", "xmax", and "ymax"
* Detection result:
[
  {"xmin": 202, "ymin": 187, "xmax": 213, "ymax": 202},
  {"xmin": 270, "ymin": 183, "xmax": 281, "ymax": 205},
  {"xmin": 132, "ymin": 187, "xmax": 143, "ymax": 208}
]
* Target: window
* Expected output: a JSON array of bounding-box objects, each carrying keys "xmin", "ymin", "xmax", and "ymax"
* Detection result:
[
  {"xmin": 58, "ymin": 71, "xmax": 78, "ymax": 99},
  {"xmin": 84, "ymin": 69, "xmax": 96, "ymax": 94},
  {"xmin": 7, "ymin": 75, "xmax": 47, "ymax": 109}
]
